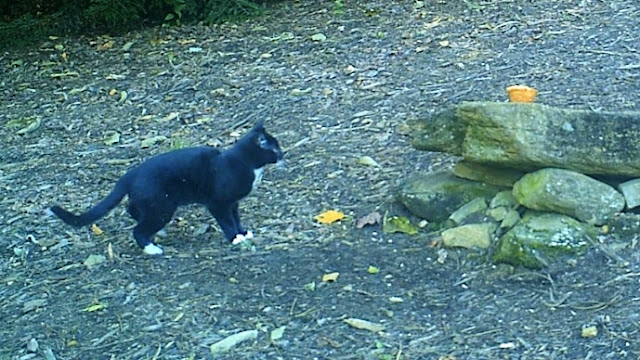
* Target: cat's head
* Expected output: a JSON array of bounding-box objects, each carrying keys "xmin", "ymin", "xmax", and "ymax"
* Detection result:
[{"xmin": 247, "ymin": 120, "xmax": 284, "ymax": 167}]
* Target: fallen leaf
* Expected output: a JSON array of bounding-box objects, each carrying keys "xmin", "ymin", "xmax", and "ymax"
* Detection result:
[
  {"xmin": 103, "ymin": 131, "xmax": 120, "ymax": 145},
  {"xmin": 107, "ymin": 243, "xmax": 114, "ymax": 259},
  {"xmin": 290, "ymin": 88, "xmax": 312, "ymax": 96},
  {"xmin": 83, "ymin": 254, "xmax": 106, "ymax": 269},
  {"xmin": 270, "ymin": 326, "xmax": 286, "ymax": 341},
  {"xmin": 141, "ymin": 135, "xmax": 168, "ymax": 148},
  {"xmin": 310, "ymin": 33, "xmax": 327, "ymax": 42},
  {"xmin": 304, "ymin": 282, "xmax": 316, "ymax": 291},
  {"xmin": 99, "ymin": 41, "xmax": 114, "ymax": 50},
  {"xmin": 68, "ymin": 86, "xmax": 88, "ymax": 95},
  {"xmin": 50, "ymin": 71, "xmax": 79, "ymax": 78},
  {"xmin": 383, "ymin": 216, "xmax": 418, "ymax": 235},
  {"xmin": 367, "ymin": 266, "xmax": 379, "ymax": 274},
  {"xmin": 343, "ymin": 318, "xmax": 385, "ymax": 333},
  {"xmin": 91, "ymin": 224, "xmax": 104, "ymax": 235},
  {"xmin": 344, "ymin": 65, "xmax": 357, "ymax": 74},
  {"xmin": 210, "ymin": 330, "xmax": 258, "ymax": 355},
  {"xmin": 6, "ymin": 116, "xmax": 42, "ymax": 135},
  {"xmin": 105, "ymin": 74, "xmax": 126, "ymax": 80},
  {"xmin": 581, "ymin": 326, "xmax": 598, "ymax": 338},
  {"xmin": 314, "ymin": 210, "xmax": 345, "ymax": 224},
  {"xmin": 160, "ymin": 112, "xmax": 180, "ymax": 122},
  {"xmin": 357, "ymin": 156, "xmax": 380, "ymax": 167},
  {"xmin": 82, "ymin": 303, "xmax": 107, "ymax": 312},
  {"xmin": 322, "ymin": 272, "xmax": 340, "ymax": 282},
  {"xmin": 389, "ymin": 296, "xmax": 404, "ymax": 303},
  {"xmin": 356, "ymin": 211, "xmax": 382, "ymax": 228},
  {"xmin": 436, "ymin": 248, "xmax": 448, "ymax": 264},
  {"xmin": 499, "ymin": 342, "xmax": 516, "ymax": 349},
  {"xmin": 121, "ymin": 41, "xmax": 135, "ymax": 51}
]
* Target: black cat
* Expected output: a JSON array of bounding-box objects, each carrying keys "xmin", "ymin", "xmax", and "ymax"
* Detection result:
[{"xmin": 50, "ymin": 120, "xmax": 284, "ymax": 255}]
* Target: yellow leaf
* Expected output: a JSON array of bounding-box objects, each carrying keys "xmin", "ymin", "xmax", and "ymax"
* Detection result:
[
  {"xmin": 91, "ymin": 224, "xmax": 103, "ymax": 235},
  {"xmin": 82, "ymin": 303, "xmax": 107, "ymax": 312},
  {"xmin": 322, "ymin": 272, "xmax": 340, "ymax": 282},
  {"xmin": 581, "ymin": 326, "xmax": 598, "ymax": 338},
  {"xmin": 367, "ymin": 266, "xmax": 379, "ymax": 274},
  {"xmin": 314, "ymin": 210, "xmax": 345, "ymax": 224}
]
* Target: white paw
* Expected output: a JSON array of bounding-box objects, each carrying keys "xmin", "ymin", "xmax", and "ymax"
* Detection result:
[
  {"xmin": 143, "ymin": 243, "xmax": 164, "ymax": 255},
  {"xmin": 232, "ymin": 234, "xmax": 247, "ymax": 245},
  {"xmin": 245, "ymin": 230, "xmax": 254, "ymax": 239}
]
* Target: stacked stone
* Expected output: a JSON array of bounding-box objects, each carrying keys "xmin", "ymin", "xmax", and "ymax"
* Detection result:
[{"xmin": 400, "ymin": 102, "xmax": 640, "ymax": 268}]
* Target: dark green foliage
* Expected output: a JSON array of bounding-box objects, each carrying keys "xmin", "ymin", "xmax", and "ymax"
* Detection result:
[{"xmin": 0, "ymin": 0, "xmax": 273, "ymax": 48}]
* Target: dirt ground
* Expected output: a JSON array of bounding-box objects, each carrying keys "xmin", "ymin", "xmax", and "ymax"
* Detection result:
[{"xmin": 2, "ymin": 0, "xmax": 640, "ymax": 359}]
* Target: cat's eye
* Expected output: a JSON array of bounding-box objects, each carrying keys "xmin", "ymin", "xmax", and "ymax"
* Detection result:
[{"xmin": 258, "ymin": 134, "xmax": 270, "ymax": 149}]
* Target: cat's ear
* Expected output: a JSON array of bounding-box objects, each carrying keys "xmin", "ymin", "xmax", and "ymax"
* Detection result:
[{"xmin": 252, "ymin": 119, "xmax": 265, "ymax": 132}]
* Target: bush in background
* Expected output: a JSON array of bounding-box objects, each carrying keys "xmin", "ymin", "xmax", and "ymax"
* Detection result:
[{"xmin": 0, "ymin": 0, "xmax": 274, "ymax": 48}]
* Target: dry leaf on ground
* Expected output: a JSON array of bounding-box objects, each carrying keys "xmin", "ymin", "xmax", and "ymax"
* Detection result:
[
  {"xmin": 356, "ymin": 211, "xmax": 382, "ymax": 228},
  {"xmin": 314, "ymin": 210, "xmax": 345, "ymax": 224},
  {"xmin": 343, "ymin": 318, "xmax": 385, "ymax": 333},
  {"xmin": 322, "ymin": 272, "xmax": 340, "ymax": 282}
]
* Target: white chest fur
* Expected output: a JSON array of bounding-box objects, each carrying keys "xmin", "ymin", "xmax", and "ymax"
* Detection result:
[{"xmin": 252, "ymin": 167, "xmax": 264, "ymax": 191}]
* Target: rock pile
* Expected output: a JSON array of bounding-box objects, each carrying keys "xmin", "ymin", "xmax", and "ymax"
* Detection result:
[{"xmin": 399, "ymin": 102, "xmax": 640, "ymax": 268}]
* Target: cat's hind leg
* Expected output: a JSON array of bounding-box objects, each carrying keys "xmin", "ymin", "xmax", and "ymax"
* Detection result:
[
  {"xmin": 130, "ymin": 203, "xmax": 168, "ymax": 237},
  {"xmin": 131, "ymin": 202, "xmax": 176, "ymax": 255}
]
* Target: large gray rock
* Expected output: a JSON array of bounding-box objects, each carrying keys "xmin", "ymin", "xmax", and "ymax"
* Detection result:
[
  {"xmin": 398, "ymin": 171, "xmax": 507, "ymax": 223},
  {"xmin": 493, "ymin": 211, "xmax": 596, "ymax": 269},
  {"xmin": 512, "ymin": 168, "xmax": 625, "ymax": 225},
  {"xmin": 412, "ymin": 102, "xmax": 640, "ymax": 177}
]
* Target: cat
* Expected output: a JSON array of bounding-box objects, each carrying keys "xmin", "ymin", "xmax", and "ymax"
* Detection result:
[{"xmin": 50, "ymin": 119, "xmax": 284, "ymax": 255}]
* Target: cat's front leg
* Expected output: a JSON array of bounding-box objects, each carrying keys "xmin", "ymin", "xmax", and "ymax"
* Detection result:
[
  {"xmin": 209, "ymin": 204, "xmax": 246, "ymax": 244},
  {"xmin": 231, "ymin": 203, "xmax": 253, "ymax": 243}
]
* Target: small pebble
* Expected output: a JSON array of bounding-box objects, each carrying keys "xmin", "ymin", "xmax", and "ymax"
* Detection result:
[{"xmin": 27, "ymin": 338, "xmax": 39, "ymax": 352}]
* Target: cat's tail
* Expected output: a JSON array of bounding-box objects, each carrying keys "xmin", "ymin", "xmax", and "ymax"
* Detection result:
[{"xmin": 50, "ymin": 177, "xmax": 129, "ymax": 228}]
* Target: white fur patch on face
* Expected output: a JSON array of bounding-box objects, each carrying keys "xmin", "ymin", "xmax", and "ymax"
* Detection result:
[
  {"xmin": 143, "ymin": 243, "xmax": 164, "ymax": 255},
  {"xmin": 252, "ymin": 168, "xmax": 264, "ymax": 191}
]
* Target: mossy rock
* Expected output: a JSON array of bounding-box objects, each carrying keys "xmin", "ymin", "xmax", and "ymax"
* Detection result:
[
  {"xmin": 493, "ymin": 211, "xmax": 597, "ymax": 269},
  {"xmin": 398, "ymin": 171, "xmax": 508, "ymax": 223},
  {"xmin": 513, "ymin": 168, "xmax": 625, "ymax": 225}
]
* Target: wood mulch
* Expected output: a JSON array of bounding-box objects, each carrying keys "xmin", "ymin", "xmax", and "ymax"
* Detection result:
[{"xmin": 1, "ymin": 0, "xmax": 639, "ymax": 359}]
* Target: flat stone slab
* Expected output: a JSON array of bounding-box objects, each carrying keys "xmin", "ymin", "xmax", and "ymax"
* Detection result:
[{"xmin": 412, "ymin": 102, "xmax": 640, "ymax": 177}]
